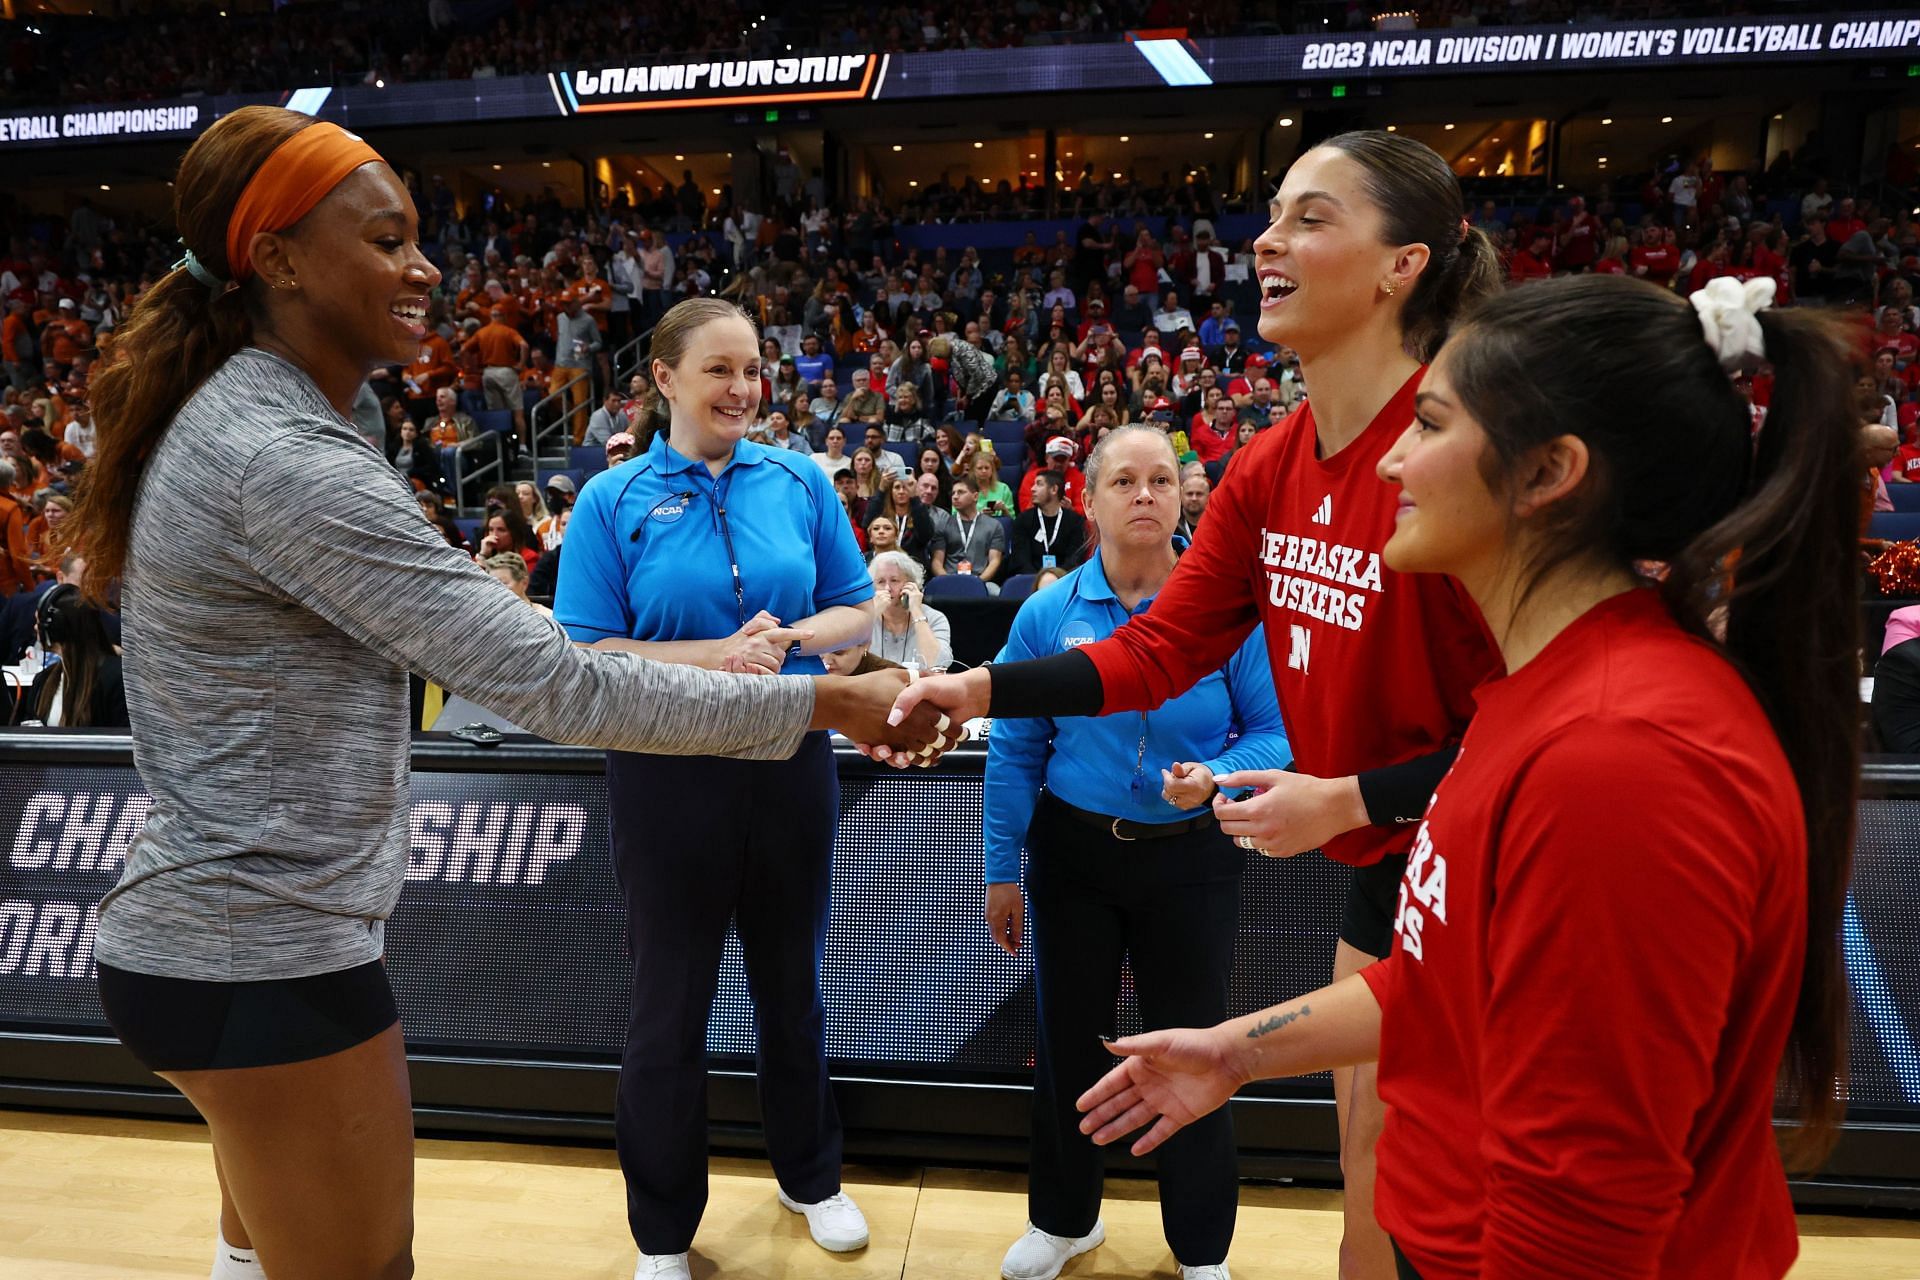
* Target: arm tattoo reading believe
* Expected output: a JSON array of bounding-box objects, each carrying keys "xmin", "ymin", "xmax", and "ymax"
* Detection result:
[{"xmin": 1245, "ymin": 1004, "xmax": 1311, "ymax": 1040}]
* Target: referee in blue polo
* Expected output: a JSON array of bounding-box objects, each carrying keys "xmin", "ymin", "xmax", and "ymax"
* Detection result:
[
  {"xmin": 555, "ymin": 299, "xmax": 878, "ymax": 1279},
  {"xmin": 981, "ymin": 425, "xmax": 1290, "ymax": 1280}
]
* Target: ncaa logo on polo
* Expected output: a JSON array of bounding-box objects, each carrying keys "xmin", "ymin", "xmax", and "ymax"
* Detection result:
[
  {"xmin": 1060, "ymin": 622, "xmax": 1097, "ymax": 650},
  {"xmin": 649, "ymin": 496, "xmax": 689, "ymax": 523}
]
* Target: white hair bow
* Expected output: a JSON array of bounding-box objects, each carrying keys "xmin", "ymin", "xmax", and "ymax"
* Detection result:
[{"xmin": 1689, "ymin": 275, "xmax": 1775, "ymax": 371}]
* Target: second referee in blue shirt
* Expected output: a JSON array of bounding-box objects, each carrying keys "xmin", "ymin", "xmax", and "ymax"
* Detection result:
[{"xmin": 983, "ymin": 425, "xmax": 1290, "ymax": 1280}]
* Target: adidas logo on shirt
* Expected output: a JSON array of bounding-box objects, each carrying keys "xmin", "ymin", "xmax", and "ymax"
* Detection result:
[{"xmin": 1311, "ymin": 494, "xmax": 1332, "ymax": 525}]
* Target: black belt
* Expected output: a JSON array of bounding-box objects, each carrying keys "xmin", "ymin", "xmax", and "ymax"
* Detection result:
[{"xmin": 1048, "ymin": 793, "xmax": 1216, "ymax": 843}]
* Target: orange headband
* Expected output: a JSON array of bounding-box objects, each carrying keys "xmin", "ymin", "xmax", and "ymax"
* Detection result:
[{"xmin": 225, "ymin": 122, "xmax": 384, "ymax": 282}]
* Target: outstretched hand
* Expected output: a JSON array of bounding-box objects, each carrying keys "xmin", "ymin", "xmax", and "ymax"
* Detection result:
[
  {"xmin": 814, "ymin": 668, "xmax": 966, "ymax": 763},
  {"xmin": 863, "ymin": 667, "xmax": 990, "ymax": 768},
  {"xmin": 1075, "ymin": 1027, "xmax": 1248, "ymax": 1157}
]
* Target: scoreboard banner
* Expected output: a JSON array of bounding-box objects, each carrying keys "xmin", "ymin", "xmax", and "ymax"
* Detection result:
[
  {"xmin": 2, "ymin": 740, "xmax": 1918, "ymax": 1123},
  {"xmin": 2, "ymin": 12, "xmax": 1916, "ymax": 150}
]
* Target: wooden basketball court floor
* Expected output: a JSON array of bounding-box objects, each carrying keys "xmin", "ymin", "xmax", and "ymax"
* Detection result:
[{"xmin": 3, "ymin": 1108, "xmax": 1917, "ymax": 1278}]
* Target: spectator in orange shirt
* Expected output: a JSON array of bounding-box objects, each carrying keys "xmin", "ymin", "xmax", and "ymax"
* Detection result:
[
  {"xmin": 453, "ymin": 262, "xmax": 488, "ymax": 317},
  {"xmin": 425, "ymin": 387, "xmax": 477, "ymax": 447},
  {"xmin": 2, "ymin": 296, "xmax": 33, "ymax": 391},
  {"xmin": 0, "ymin": 457, "xmax": 35, "ymax": 598},
  {"xmin": 401, "ymin": 330, "xmax": 456, "ymax": 419},
  {"xmin": 521, "ymin": 349, "xmax": 553, "ymax": 397},
  {"xmin": 474, "ymin": 305, "xmax": 531, "ymax": 434},
  {"xmin": 42, "ymin": 298, "xmax": 93, "ymax": 373},
  {"xmin": 26, "ymin": 493, "xmax": 70, "ymax": 578},
  {"xmin": 453, "ymin": 318, "xmax": 486, "ymax": 412},
  {"xmin": 0, "ymin": 431, "xmax": 39, "ymax": 502},
  {"xmin": 577, "ymin": 259, "xmax": 613, "ymax": 332}
]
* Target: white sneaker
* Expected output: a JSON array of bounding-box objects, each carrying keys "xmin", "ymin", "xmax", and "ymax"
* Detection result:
[
  {"xmin": 633, "ymin": 1252, "xmax": 691, "ymax": 1279},
  {"xmin": 1000, "ymin": 1219, "xmax": 1106, "ymax": 1280},
  {"xmin": 1180, "ymin": 1265, "xmax": 1231, "ymax": 1280},
  {"xmin": 778, "ymin": 1189, "xmax": 870, "ymax": 1252}
]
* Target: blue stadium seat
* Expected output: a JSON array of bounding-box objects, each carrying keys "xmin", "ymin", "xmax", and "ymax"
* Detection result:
[
  {"xmin": 1889, "ymin": 484, "xmax": 1920, "ymax": 514},
  {"xmin": 571, "ymin": 445, "xmax": 609, "ymax": 475},
  {"xmin": 1870, "ymin": 512, "xmax": 1920, "ymax": 542},
  {"xmin": 1000, "ymin": 573, "xmax": 1039, "ymax": 602},
  {"xmin": 1000, "ymin": 463, "xmax": 1025, "ymax": 494},
  {"xmin": 985, "ymin": 439, "xmax": 1026, "ymax": 471},
  {"xmin": 472, "ymin": 409, "xmax": 514, "ymax": 436},
  {"xmin": 522, "ymin": 387, "xmax": 543, "ymax": 414},
  {"xmin": 981, "ymin": 421, "xmax": 1027, "ymax": 452},
  {"xmin": 925, "ymin": 574, "xmax": 989, "ymax": 600},
  {"xmin": 454, "ymin": 518, "xmax": 484, "ymax": 548},
  {"xmin": 996, "ymin": 516, "xmax": 1015, "ymax": 545},
  {"xmin": 884, "ymin": 441, "xmax": 920, "ymax": 471}
]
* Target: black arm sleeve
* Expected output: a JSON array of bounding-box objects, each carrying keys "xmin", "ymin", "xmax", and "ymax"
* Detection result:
[
  {"xmin": 1356, "ymin": 742, "xmax": 1461, "ymax": 828},
  {"xmin": 987, "ymin": 648, "xmax": 1105, "ymax": 719}
]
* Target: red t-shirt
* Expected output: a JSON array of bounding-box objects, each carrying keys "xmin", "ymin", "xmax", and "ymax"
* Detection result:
[
  {"xmin": 1189, "ymin": 417, "xmax": 1234, "ymax": 464},
  {"xmin": 1555, "ymin": 212, "xmax": 1601, "ymax": 268},
  {"xmin": 1631, "ymin": 243, "xmax": 1679, "ymax": 284},
  {"xmin": 1508, "ymin": 249, "xmax": 1552, "ymax": 283},
  {"xmin": 1079, "ymin": 369, "xmax": 1500, "ymax": 866},
  {"xmin": 1892, "ymin": 443, "xmax": 1920, "ymax": 482},
  {"xmin": 1592, "ymin": 256, "xmax": 1625, "ymax": 275},
  {"xmin": 1359, "ymin": 589, "xmax": 1804, "ymax": 1280},
  {"xmin": 1015, "ymin": 462, "xmax": 1086, "ymax": 513}
]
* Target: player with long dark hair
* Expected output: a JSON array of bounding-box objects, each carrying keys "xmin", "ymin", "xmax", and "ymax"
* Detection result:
[{"xmin": 1076, "ymin": 273, "xmax": 1860, "ymax": 1280}]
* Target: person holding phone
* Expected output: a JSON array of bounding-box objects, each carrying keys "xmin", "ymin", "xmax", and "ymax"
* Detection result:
[
  {"xmin": 986, "ymin": 425, "xmax": 1290, "ymax": 1280},
  {"xmin": 556, "ymin": 296, "xmax": 885, "ymax": 1280},
  {"xmin": 866, "ymin": 551, "xmax": 951, "ymax": 671}
]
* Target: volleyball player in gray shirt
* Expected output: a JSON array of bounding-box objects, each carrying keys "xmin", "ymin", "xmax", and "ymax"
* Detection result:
[{"xmin": 69, "ymin": 108, "xmax": 948, "ymax": 1280}]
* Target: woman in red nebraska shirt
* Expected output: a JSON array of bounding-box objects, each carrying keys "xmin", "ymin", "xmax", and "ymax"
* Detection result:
[
  {"xmin": 887, "ymin": 131, "xmax": 1505, "ymax": 1278},
  {"xmin": 1072, "ymin": 274, "xmax": 1860, "ymax": 1280}
]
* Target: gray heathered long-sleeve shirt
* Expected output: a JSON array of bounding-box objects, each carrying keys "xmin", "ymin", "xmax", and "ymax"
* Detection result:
[{"xmin": 95, "ymin": 348, "xmax": 814, "ymax": 982}]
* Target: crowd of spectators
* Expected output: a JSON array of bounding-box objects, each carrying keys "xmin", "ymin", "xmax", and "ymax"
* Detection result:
[
  {"xmin": 1, "ymin": 131, "xmax": 1914, "ymax": 702},
  {"xmin": 3, "ymin": 0, "xmax": 1869, "ymax": 107}
]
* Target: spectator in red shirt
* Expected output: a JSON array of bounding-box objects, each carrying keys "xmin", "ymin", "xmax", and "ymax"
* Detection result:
[
  {"xmin": 1123, "ymin": 226, "xmax": 1165, "ymax": 298},
  {"xmin": 1591, "ymin": 235, "xmax": 1628, "ymax": 276},
  {"xmin": 1630, "ymin": 226, "xmax": 1681, "ymax": 286},
  {"xmin": 1072, "ymin": 274, "xmax": 1860, "ymax": 1280},
  {"xmin": 1507, "ymin": 231, "xmax": 1553, "ymax": 283},
  {"xmin": 887, "ymin": 130, "xmax": 1506, "ymax": 1280},
  {"xmin": 1188, "ymin": 397, "xmax": 1237, "ymax": 469},
  {"xmin": 1872, "ymin": 309, "xmax": 1919, "ymax": 364},
  {"xmin": 1825, "ymin": 197, "xmax": 1865, "ymax": 247},
  {"xmin": 1017, "ymin": 435, "xmax": 1088, "ymax": 514},
  {"xmin": 1553, "ymin": 195, "xmax": 1602, "ymax": 272},
  {"xmin": 1889, "ymin": 422, "xmax": 1920, "ymax": 484},
  {"xmin": 1684, "ymin": 239, "xmax": 1733, "ymax": 296}
]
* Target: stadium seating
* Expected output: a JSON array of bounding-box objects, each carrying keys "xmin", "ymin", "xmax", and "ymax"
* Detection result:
[
  {"xmin": 926, "ymin": 574, "xmax": 989, "ymax": 600},
  {"xmin": 1870, "ymin": 512, "xmax": 1920, "ymax": 542},
  {"xmin": 1888, "ymin": 485, "xmax": 1920, "ymax": 514},
  {"xmin": 571, "ymin": 446, "xmax": 610, "ymax": 476},
  {"xmin": 1000, "ymin": 574, "xmax": 1039, "ymax": 601}
]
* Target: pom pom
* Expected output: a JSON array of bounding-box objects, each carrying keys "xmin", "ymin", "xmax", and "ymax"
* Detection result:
[{"xmin": 1870, "ymin": 540, "xmax": 1920, "ymax": 598}]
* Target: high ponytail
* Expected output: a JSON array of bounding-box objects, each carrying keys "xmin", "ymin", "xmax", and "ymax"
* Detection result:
[
  {"xmin": 62, "ymin": 106, "xmax": 317, "ymax": 607},
  {"xmin": 1446, "ymin": 275, "xmax": 1861, "ymax": 1169},
  {"xmin": 1671, "ymin": 306, "xmax": 1861, "ymax": 1170},
  {"xmin": 1317, "ymin": 130, "xmax": 1504, "ymax": 361}
]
